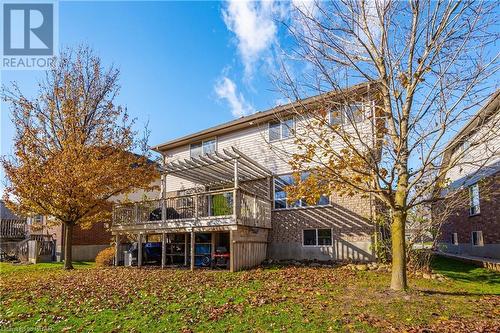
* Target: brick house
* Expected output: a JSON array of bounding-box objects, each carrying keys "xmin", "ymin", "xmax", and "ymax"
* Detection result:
[
  {"xmin": 24, "ymin": 181, "xmax": 161, "ymax": 262},
  {"xmin": 112, "ymin": 82, "xmax": 386, "ymax": 271},
  {"xmin": 435, "ymin": 90, "xmax": 500, "ymax": 259}
]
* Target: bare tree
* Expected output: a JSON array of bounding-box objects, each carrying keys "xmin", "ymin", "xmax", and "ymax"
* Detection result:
[{"xmin": 271, "ymin": 0, "xmax": 499, "ymax": 290}]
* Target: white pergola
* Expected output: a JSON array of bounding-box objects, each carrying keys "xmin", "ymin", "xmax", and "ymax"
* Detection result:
[
  {"xmin": 162, "ymin": 146, "xmax": 273, "ymax": 187},
  {"xmin": 114, "ymin": 147, "xmax": 274, "ymax": 271}
]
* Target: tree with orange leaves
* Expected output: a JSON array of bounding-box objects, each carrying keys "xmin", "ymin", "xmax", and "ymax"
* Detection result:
[{"xmin": 1, "ymin": 47, "xmax": 159, "ymax": 269}]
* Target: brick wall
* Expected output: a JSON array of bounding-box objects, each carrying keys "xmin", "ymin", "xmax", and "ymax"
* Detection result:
[
  {"xmin": 436, "ymin": 172, "xmax": 500, "ymax": 245},
  {"xmin": 270, "ymin": 193, "xmax": 374, "ymax": 243},
  {"xmin": 73, "ymin": 221, "xmax": 112, "ymax": 246},
  {"xmin": 268, "ymin": 193, "xmax": 378, "ymax": 261}
]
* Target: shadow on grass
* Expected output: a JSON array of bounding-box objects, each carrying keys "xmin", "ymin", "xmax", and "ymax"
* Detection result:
[
  {"xmin": 417, "ymin": 289, "xmax": 496, "ymax": 297},
  {"xmin": 412, "ymin": 256, "xmax": 500, "ymax": 296},
  {"xmin": 431, "ymin": 256, "xmax": 500, "ymax": 285}
]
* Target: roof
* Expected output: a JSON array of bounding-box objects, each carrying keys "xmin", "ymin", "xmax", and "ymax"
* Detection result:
[
  {"xmin": 446, "ymin": 160, "xmax": 500, "ymax": 190},
  {"xmin": 0, "ymin": 200, "xmax": 25, "ymax": 221},
  {"xmin": 445, "ymin": 89, "xmax": 500, "ymax": 153},
  {"xmin": 152, "ymin": 81, "xmax": 380, "ymax": 152}
]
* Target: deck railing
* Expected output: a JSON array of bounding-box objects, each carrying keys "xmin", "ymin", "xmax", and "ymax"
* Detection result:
[
  {"xmin": 0, "ymin": 219, "xmax": 28, "ymax": 240},
  {"xmin": 113, "ymin": 188, "xmax": 271, "ymax": 229}
]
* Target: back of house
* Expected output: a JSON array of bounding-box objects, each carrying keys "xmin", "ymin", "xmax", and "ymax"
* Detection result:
[{"xmin": 111, "ymin": 82, "xmax": 386, "ymax": 270}]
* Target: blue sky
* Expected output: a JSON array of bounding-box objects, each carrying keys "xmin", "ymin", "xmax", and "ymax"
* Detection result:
[
  {"xmin": 1, "ymin": 1, "xmax": 284, "ymax": 164},
  {"xmin": 1, "ymin": 1, "xmax": 498, "ymax": 194}
]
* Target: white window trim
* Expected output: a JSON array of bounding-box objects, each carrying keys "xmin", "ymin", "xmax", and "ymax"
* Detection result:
[
  {"xmin": 329, "ymin": 102, "xmax": 367, "ymax": 125},
  {"xmin": 469, "ymin": 183, "xmax": 480, "ymax": 216},
  {"xmin": 272, "ymin": 173, "xmax": 331, "ymax": 211},
  {"xmin": 452, "ymin": 232, "xmax": 458, "ymax": 245},
  {"xmin": 471, "ymin": 231, "xmax": 484, "ymax": 247},
  {"xmin": 190, "ymin": 137, "xmax": 217, "ymax": 158},
  {"xmin": 268, "ymin": 118, "xmax": 295, "ymax": 142},
  {"xmin": 302, "ymin": 228, "xmax": 333, "ymax": 247}
]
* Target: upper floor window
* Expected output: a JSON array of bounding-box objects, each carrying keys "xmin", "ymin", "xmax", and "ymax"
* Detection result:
[
  {"xmin": 190, "ymin": 138, "xmax": 216, "ymax": 158},
  {"xmin": 329, "ymin": 103, "xmax": 366, "ymax": 125},
  {"xmin": 273, "ymin": 172, "xmax": 330, "ymax": 209},
  {"xmin": 269, "ymin": 118, "xmax": 294, "ymax": 142},
  {"xmin": 469, "ymin": 183, "xmax": 480, "ymax": 216},
  {"xmin": 29, "ymin": 215, "xmax": 43, "ymax": 225},
  {"xmin": 471, "ymin": 231, "xmax": 483, "ymax": 246}
]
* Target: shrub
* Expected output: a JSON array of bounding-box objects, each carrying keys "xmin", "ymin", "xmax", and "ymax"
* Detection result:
[{"xmin": 95, "ymin": 247, "xmax": 115, "ymax": 267}]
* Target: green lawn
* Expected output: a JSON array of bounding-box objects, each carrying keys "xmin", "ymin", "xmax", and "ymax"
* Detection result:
[{"xmin": 0, "ymin": 257, "xmax": 498, "ymax": 332}]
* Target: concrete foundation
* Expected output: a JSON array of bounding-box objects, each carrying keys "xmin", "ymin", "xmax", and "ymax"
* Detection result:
[
  {"xmin": 438, "ymin": 242, "xmax": 500, "ymax": 259},
  {"xmin": 72, "ymin": 245, "xmax": 109, "ymax": 261},
  {"xmin": 268, "ymin": 239, "xmax": 375, "ymax": 262}
]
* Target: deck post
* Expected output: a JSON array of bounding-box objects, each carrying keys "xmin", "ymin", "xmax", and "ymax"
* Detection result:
[
  {"xmin": 184, "ymin": 233, "xmax": 188, "ymax": 266},
  {"xmin": 194, "ymin": 194, "xmax": 198, "ymax": 222},
  {"xmin": 114, "ymin": 234, "xmax": 120, "ymax": 266},
  {"xmin": 161, "ymin": 169, "xmax": 167, "ymax": 224},
  {"xmin": 211, "ymin": 232, "xmax": 216, "ymax": 269},
  {"xmin": 137, "ymin": 233, "xmax": 143, "ymax": 267},
  {"xmin": 161, "ymin": 233, "xmax": 166, "ymax": 268},
  {"xmin": 134, "ymin": 203, "xmax": 139, "ymax": 224},
  {"xmin": 190, "ymin": 230, "xmax": 195, "ymax": 271},
  {"xmin": 233, "ymin": 159, "xmax": 239, "ymax": 219},
  {"xmin": 229, "ymin": 229, "xmax": 235, "ymax": 272}
]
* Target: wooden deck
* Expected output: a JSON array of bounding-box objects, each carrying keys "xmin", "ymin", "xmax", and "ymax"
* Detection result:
[
  {"xmin": 112, "ymin": 188, "xmax": 271, "ymax": 272},
  {"xmin": 112, "ymin": 147, "xmax": 274, "ymax": 271},
  {"xmin": 111, "ymin": 188, "xmax": 271, "ymax": 234}
]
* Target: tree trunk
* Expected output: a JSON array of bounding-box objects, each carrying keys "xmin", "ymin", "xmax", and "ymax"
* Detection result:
[
  {"xmin": 390, "ymin": 208, "xmax": 408, "ymax": 290},
  {"xmin": 63, "ymin": 222, "xmax": 74, "ymax": 270}
]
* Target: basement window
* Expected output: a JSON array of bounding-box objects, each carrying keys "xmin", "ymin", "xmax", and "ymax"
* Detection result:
[{"xmin": 303, "ymin": 229, "xmax": 332, "ymax": 246}]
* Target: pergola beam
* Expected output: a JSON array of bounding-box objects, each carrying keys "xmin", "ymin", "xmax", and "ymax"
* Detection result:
[{"xmin": 162, "ymin": 146, "xmax": 273, "ymax": 187}]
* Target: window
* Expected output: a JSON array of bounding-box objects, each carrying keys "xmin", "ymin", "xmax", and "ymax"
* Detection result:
[
  {"xmin": 469, "ymin": 183, "xmax": 480, "ymax": 216},
  {"xmin": 303, "ymin": 229, "xmax": 333, "ymax": 246},
  {"xmin": 202, "ymin": 139, "xmax": 216, "ymax": 155},
  {"xmin": 273, "ymin": 172, "xmax": 330, "ymax": 209},
  {"xmin": 344, "ymin": 104, "xmax": 365, "ymax": 123},
  {"xmin": 318, "ymin": 229, "xmax": 333, "ymax": 245},
  {"xmin": 190, "ymin": 138, "xmax": 217, "ymax": 158},
  {"xmin": 329, "ymin": 103, "xmax": 366, "ymax": 125},
  {"xmin": 29, "ymin": 215, "xmax": 43, "ymax": 225},
  {"xmin": 303, "ymin": 229, "xmax": 317, "ymax": 246},
  {"xmin": 268, "ymin": 118, "xmax": 294, "ymax": 142},
  {"xmin": 462, "ymin": 140, "xmax": 471, "ymax": 152},
  {"xmin": 451, "ymin": 233, "xmax": 458, "ymax": 245},
  {"xmin": 471, "ymin": 231, "xmax": 483, "ymax": 246}
]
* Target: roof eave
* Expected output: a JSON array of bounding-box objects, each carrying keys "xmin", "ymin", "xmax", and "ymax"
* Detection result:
[{"xmin": 151, "ymin": 81, "xmax": 380, "ymax": 152}]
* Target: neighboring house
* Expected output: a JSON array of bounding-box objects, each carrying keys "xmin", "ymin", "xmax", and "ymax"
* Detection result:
[
  {"xmin": 435, "ymin": 90, "xmax": 500, "ymax": 259},
  {"xmin": 1, "ymin": 200, "xmax": 27, "ymax": 242},
  {"xmin": 47, "ymin": 180, "xmax": 162, "ymax": 261},
  {"xmin": 1, "ymin": 201, "xmax": 56, "ymax": 261},
  {"xmin": 1, "ymin": 200, "xmax": 27, "ymax": 261},
  {"xmin": 112, "ymin": 82, "xmax": 387, "ymax": 271}
]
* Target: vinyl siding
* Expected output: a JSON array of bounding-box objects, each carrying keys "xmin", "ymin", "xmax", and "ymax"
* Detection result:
[{"xmin": 163, "ymin": 112, "xmax": 375, "ymax": 192}]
